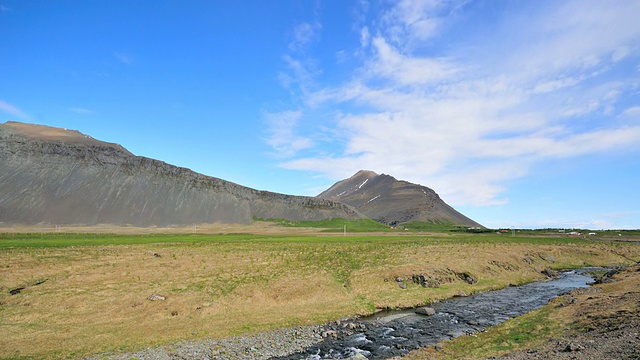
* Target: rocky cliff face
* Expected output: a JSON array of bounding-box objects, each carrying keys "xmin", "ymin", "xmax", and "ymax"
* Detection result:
[
  {"xmin": 318, "ymin": 170, "xmax": 482, "ymax": 227},
  {"xmin": 0, "ymin": 122, "xmax": 365, "ymax": 226}
]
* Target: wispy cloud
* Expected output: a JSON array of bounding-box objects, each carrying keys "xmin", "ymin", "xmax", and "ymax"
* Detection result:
[
  {"xmin": 0, "ymin": 100, "xmax": 29, "ymax": 119},
  {"xmin": 114, "ymin": 51, "xmax": 134, "ymax": 65},
  {"xmin": 68, "ymin": 107, "xmax": 95, "ymax": 115},
  {"xmin": 268, "ymin": 0, "xmax": 640, "ymax": 205},
  {"xmin": 263, "ymin": 110, "xmax": 313, "ymax": 158},
  {"xmin": 289, "ymin": 22, "xmax": 322, "ymax": 52}
]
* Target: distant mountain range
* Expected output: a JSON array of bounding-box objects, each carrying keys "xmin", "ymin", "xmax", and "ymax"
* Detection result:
[
  {"xmin": 318, "ymin": 170, "xmax": 482, "ymax": 228},
  {"xmin": 0, "ymin": 121, "xmax": 481, "ymax": 228}
]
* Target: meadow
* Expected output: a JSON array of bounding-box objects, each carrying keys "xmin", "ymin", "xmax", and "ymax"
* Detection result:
[{"xmin": 1, "ymin": 229, "xmax": 639, "ymax": 359}]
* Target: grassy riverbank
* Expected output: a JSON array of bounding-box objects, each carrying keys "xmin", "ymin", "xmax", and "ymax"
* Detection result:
[
  {"xmin": 1, "ymin": 231, "xmax": 639, "ymax": 359},
  {"xmin": 406, "ymin": 264, "xmax": 640, "ymax": 359}
]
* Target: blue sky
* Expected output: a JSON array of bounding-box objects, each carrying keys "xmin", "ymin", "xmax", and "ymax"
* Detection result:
[{"xmin": 1, "ymin": 0, "xmax": 639, "ymax": 229}]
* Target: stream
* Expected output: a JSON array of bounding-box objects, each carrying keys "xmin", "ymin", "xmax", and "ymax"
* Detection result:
[{"xmin": 272, "ymin": 268, "xmax": 598, "ymax": 360}]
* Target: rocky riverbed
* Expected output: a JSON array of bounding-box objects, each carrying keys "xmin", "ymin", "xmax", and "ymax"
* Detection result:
[{"xmin": 85, "ymin": 326, "xmax": 325, "ymax": 360}]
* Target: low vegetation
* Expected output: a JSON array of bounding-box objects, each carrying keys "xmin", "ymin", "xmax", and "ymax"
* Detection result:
[
  {"xmin": 0, "ymin": 230, "xmax": 638, "ymax": 359},
  {"xmin": 255, "ymin": 217, "xmax": 392, "ymax": 232}
]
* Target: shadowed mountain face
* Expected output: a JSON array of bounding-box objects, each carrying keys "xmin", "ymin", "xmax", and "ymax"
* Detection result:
[
  {"xmin": 318, "ymin": 170, "xmax": 482, "ymax": 227},
  {"xmin": 0, "ymin": 122, "xmax": 365, "ymax": 226}
]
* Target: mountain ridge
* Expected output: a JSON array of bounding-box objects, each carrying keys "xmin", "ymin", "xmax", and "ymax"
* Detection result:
[
  {"xmin": 0, "ymin": 121, "xmax": 365, "ymax": 226},
  {"xmin": 318, "ymin": 170, "xmax": 482, "ymax": 227}
]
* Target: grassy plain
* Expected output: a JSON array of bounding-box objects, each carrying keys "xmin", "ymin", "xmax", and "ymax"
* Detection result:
[{"xmin": 0, "ymin": 228, "xmax": 639, "ymax": 359}]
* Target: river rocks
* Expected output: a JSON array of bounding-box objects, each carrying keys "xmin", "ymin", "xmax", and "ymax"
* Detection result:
[
  {"xmin": 541, "ymin": 267, "xmax": 560, "ymax": 278},
  {"xmin": 88, "ymin": 325, "xmax": 325, "ymax": 360},
  {"xmin": 415, "ymin": 307, "xmax": 436, "ymax": 316},
  {"xmin": 345, "ymin": 354, "xmax": 369, "ymax": 360},
  {"xmin": 322, "ymin": 330, "xmax": 338, "ymax": 338}
]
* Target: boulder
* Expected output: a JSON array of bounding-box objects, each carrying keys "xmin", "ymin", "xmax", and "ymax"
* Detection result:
[{"xmin": 415, "ymin": 307, "xmax": 436, "ymax": 316}]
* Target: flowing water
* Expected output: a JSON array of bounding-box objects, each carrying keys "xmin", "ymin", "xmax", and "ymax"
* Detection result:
[{"xmin": 272, "ymin": 269, "xmax": 598, "ymax": 360}]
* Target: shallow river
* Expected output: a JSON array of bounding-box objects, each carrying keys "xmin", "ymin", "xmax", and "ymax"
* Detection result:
[{"xmin": 272, "ymin": 269, "xmax": 597, "ymax": 360}]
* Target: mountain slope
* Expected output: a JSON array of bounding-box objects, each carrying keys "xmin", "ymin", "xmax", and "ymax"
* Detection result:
[
  {"xmin": 0, "ymin": 121, "xmax": 365, "ymax": 226},
  {"xmin": 318, "ymin": 170, "xmax": 482, "ymax": 227}
]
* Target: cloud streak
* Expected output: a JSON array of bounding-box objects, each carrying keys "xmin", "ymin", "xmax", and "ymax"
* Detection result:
[{"xmin": 0, "ymin": 100, "xmax": 29, "ymax": 119}]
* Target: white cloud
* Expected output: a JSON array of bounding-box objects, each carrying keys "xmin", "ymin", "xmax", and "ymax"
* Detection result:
[
  {"xmin": 366, "ymin": 36, "xmax": 460, "ymax": 85},
  {"xmin": 263, "ymin": 110, "xmax": 313, "ymax": 158},
  {"xmin": 380, "ymin": 0, "xmax": 445, "ymax": 48},
  {"xmin": 270, "ymin": 1, "xmax": 640, "ymax": 206},
  {"xmin": 0, "ymin": 99, "xmax": 29, "ymax": 119}
]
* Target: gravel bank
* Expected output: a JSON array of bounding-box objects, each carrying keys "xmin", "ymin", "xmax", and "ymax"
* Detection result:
[{"xmin": 84, "ymin": 325, "xmax": 324, "ymax": 360}]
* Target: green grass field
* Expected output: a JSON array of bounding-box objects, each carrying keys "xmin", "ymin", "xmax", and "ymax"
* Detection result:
[{"xmin": 1, "ymin": 230, "xmax": 639, "ymax": 359}]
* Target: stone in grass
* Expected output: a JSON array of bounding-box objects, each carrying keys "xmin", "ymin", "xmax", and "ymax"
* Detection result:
[
  {"xmin": 147, "ymin": 293, "xmax": 166, "ymax": 301},
  {"xmin": 415, "ymin": 307, "xmax": 436, "ymax": 316}
]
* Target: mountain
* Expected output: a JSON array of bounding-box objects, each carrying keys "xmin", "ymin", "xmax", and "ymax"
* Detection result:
[
  {"xmin": 0, "ymin": 121, "xmax": 365, "ymax": 226},
  {"xmin": 318, "ymin": 170, "xmax": 482, "ymax": 227}
]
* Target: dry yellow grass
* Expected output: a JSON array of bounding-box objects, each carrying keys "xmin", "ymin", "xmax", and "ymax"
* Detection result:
[{"xmin": 0, "ymin": 233, "xmax": 638, "ymax": 359}]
